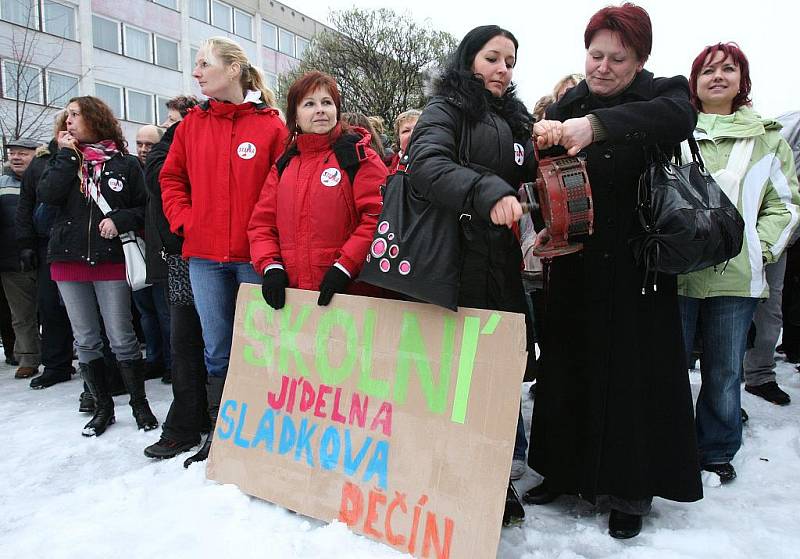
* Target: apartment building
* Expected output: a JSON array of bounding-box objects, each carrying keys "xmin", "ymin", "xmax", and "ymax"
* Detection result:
[{"xmin": 0, "ymin": 0, "xmax": 331, "ymax": 145}]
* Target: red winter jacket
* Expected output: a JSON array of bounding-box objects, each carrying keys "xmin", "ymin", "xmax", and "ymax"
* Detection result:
[
  {"xmin": 248, "ymin": 125, "xmax": 385, "ymax": 290},
  {"xmin": 159, "ymin": 99, "xmax": 287, "ymax": 262}
]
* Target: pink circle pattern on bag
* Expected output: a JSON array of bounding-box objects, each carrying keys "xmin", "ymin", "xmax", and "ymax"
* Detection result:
[{"xmin": 370, "ymin": 220, "xmax": 411, "ymax": 275}]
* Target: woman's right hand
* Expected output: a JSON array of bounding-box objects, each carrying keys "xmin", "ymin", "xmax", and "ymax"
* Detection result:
[
  {"xmin": 490, "ymin": 195, "xmax": 523, "ymax": 228},
  {"xmin": 57, "ymin": 130, "xmax": 77, "ymax": 150},
  {"xmin": 532, "ymin": 228, "xmax": 551, "ymax": 250}
]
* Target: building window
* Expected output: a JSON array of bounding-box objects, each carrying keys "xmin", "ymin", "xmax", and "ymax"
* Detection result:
[
  {"xmin": 92, "ymin": 15, "xmax": 120, "ymax": 53},
  {"xmin": 155, "ymin": 36, "xmax": 179, "ymax": 70},
  {"xmin": 126, "ymin": 89, "xmax": 154, "ymax": 124},
  {"xmin": 123, "ymin": 25, "xmax": 152, "ymax": 63},
  {"xmin": 1, "ymin": 60, "xmax": 42, "ymax": 103},
  {"xmin": 264, "ymin": 72, "xmax": 277, "ymax": 92},
  {"xmin": 46, "ymin": 70, "xmax": 78, "ymax": 107},
  {"xmin": 0, "ymin": 0, "xmax": 37, "ymax": 28},
  {"xmin": 233, "ymin": 9, "xmax": 252, "ymax": 40},
  {"xmin": 189, "ymin": 0, "xmax": 208, "ymax": 22},
  {"xmin": 42, "ymin": 0, "xmax": 75, "ymax": 39},
  {"xmin": 211, "ymin": 0, "xmax": 231, "ymax": 32},
  {"xmin": 278, "ymin": 28, "xmax": 295, "ymax": 57},
  {"xmin": 189, "ymin": 47, "xmax": 199, "ymax": 71},
  {"xmin": 95, "ymin": 82, "xmax": 123, "ymax": 118},
  {"xmin": 156, "ymin": 95, "xmax": 171, "ymax": 126},
  {"xmin": 152, "ymin": 0, "xmax": 177, "ymax": 9},
  {"xmin": 262, "ymin": 21, "xmax": 277, "ymax": 50},
  {"xmin": 296, "ymin": 36, "xmax": 310, "ymax": 59}
]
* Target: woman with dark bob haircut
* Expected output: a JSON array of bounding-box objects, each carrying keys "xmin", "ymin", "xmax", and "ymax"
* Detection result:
[
  {"xmin": 526, "ymin": 3, "xmax": 703, "ymax": 538},
  {"xmin": 248, "ymin": 71, "xmax": 385, "ymax": 309},
  {"xmin": 38, "ymin": 96, "xmax": 157, "ymax": 437},
  {"xmin": 405, "ymin": 24, "xmax": 559, "ymax": 526}
]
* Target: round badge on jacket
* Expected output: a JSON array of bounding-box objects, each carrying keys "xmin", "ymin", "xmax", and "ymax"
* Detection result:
[
  {"xmin": 237, "ymin": 142, "xmax": 257, "ymax": 160},
  {"xmin": 108, "ymin": 178, "xmax": 123, "ymax": 192},
  {"xmin": 321, "ymin": 168, "xmax": 342, "ymax": 187},
  {"xmin": 514, "ymin": 143, "xmax": 524, "ymax": 166}
]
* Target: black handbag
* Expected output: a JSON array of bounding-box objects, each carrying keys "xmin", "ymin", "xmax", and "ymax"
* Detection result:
[
  {"xmin": 359, "ymin": 123, "xmax": 470, "ymax": 311},
  {"xmin": 629, "ymin": 137, "xmax": 745, "ymax": 284}
]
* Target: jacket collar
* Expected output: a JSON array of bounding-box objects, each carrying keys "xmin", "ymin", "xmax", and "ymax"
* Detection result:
[
  {"xmin": 559, "ymin": 69, "xmax": 656, "ymax": 110},
  {"xmin": 297, "ymin": 122, "xmax": 344, "ymax": 153}
]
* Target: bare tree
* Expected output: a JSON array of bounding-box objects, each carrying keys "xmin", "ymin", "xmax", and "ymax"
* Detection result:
[
  {"xmin": 0, "ymin": 3, "xmax": 84, "ymax": 147},
  {"xmin": 277, "ymin": 8, "xmax": 457, "ymax": 136}
]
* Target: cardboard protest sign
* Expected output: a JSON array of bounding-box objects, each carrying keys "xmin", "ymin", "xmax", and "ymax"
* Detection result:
[{"xmin": 207, "ymin": 287, "xmax": 527, "ymax": 558}]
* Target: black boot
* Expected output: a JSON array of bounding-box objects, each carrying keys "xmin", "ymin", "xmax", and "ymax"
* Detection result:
[
  {"xmin": 80, "ymin": 359, "xmax": 115, "ymax": 436},
  {"xmin": 30, "ymin": 367, "xmax": 74, "ymax": 389},
  {"xmin": 118, "ymin": 359, "xmax": 159, "ymax": 431},
  {"xmin": 502, "ymin": 481, "xmax": 525, "ymax": 526},
  {"xmin": 184, "ymin": 376, "xmax": 225, "ymax": 468},
  {"xmin": 608, "ymin": 509, "xmax": 643, "ymax": 539},
  {"xmin": 78, "ymin": 385, "xmax": 95, "ymax": 413}
]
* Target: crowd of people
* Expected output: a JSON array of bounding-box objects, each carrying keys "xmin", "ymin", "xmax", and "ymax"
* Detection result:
[{"xmin": 2, "ymin": 1, "xmax": 799, "ymax": 543}]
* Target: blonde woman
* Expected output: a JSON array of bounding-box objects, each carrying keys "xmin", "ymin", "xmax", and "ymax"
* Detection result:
[{"xmin": 160, "ymin": 36, "xmax": 287, "ymax": 466}]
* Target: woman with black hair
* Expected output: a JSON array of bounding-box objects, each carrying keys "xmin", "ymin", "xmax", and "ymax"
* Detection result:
[{"xmin": 406, "ymin": 25, "xmax": 555, "ymax": 526}]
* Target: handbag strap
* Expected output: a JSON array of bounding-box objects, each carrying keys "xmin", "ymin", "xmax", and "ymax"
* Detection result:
[{"xmin": 85, "ymin": 178, "xmax": 113, "ymax": 216}]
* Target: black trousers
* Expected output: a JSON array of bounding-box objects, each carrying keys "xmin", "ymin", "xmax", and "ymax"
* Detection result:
[
  {"xmin": 161, "ymin": 303, "xmax": 209, "ymax": 442},
  {"xmin": 37, "ymin": 244, "xmax": 75, "ymax": 375}
]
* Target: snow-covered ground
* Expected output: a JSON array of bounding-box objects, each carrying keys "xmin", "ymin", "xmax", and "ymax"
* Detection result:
[{"xmin": 1, "ymin": 358, "xmax": 799, "ymax": 559}]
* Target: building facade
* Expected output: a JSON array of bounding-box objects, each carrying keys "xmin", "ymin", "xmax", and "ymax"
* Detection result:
[{"xmin": 0, "ymin": 0, "xmax": 330, "ymax": 146}]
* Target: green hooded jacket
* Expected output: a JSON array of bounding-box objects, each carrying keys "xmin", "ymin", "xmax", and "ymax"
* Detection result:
[{"xmin": 677, "ymin": 107, "xmax": 800, "ymax": 298}]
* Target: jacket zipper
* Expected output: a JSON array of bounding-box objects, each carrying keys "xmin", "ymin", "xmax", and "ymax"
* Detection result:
[{"xmin": 87, "ymin": 200, "xmax": 93, "ymax": 265}]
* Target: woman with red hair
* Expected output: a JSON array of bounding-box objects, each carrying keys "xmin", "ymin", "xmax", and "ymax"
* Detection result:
[
  {"xmin": 248, "ymin": 71, "xmax": 385, "ymax": 309},
  {"xmin": 526, "ymin": 3, "xmax": 702, "ymax": 538},
  {"xmin": 679, "ymin": 43, "xmax": 799, "ymax": 479}
]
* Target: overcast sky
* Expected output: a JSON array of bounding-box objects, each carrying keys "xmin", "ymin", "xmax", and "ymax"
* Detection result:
[{"xmin": 289, "ymin": 0, "xmax": 798, "ymax": 118}]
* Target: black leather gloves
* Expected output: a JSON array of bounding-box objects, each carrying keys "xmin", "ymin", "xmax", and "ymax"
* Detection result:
[
  {"xmin": 262, "ymin": 268, "xmax": 289, "ymax": 310},
  {"xmin": 19, "ymin": 249, "xmax": 38, "ymax": 272},
  {"xmin": 317, "ymin": 265, "xmax": 351, "ymax": 306}
]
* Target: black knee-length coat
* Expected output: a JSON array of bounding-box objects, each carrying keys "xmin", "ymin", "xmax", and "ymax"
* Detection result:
[{"xmin": 530, "ymin": 70, "xmax": 703, "ymax": 503}]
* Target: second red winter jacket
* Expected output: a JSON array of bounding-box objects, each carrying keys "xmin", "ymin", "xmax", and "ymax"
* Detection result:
[
  {"xmin": 159, "ymin": 98, "xmax": 287, "ymax": 262},
  {"xmin": 248, "ymin": 125, "xmax": 385, "ymax": 290}
]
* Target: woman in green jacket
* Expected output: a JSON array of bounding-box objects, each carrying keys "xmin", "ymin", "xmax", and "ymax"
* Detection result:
[{"xmin": 679, "ymin": 42, "xmax": 800, "ymax": 484}]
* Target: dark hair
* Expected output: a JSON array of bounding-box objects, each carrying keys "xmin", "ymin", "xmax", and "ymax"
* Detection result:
[
  {"xmin": 689, "ymin": 42, "xmax": 751, "ymax": 113},
  {"xmin": 342, "ymin": 113, "xmax": 383, "ymax": 156},
  {"xmin": 435, "ymin": 25, "xmax": 532, "ymax": 140},
  {"xmin": 584, "ymin": 3, "xmax": 652, "ymax": 62},
  {"xmin": 285, "ymin": 71, "xmax": 347, "ymax": 147},
  {"xmin": 166, "ymin": 95, "xmax": 200, "ymax": 117},
  {"xmin": 67, "ymin": 96, "xmax": 128, "ymax": 153}
]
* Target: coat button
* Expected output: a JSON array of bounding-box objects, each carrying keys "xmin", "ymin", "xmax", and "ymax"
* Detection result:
[
  {"xmin": 580, "ymin": 103, "xmax": 587, "ymax": 110},
  {"xmin": 604, "ymin": 151, "xmax": 612, "ymax": 159}
]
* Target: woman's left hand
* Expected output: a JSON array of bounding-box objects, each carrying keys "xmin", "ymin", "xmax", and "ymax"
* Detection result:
[
  {"xmin": 559, "ymin": 117, "xmax": 594, "ymax": 156},
  {"xmin": 99, "ymin": 218, "xmax": 118, "ymax": 239}
]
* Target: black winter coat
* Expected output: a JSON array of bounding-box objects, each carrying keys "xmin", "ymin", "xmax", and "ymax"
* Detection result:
[
  {"xmin": 16, "ymin": 141, "xmax": 60, "ymax": 251},
  {"xmin": 530, "ymin": 70, "xmax": 703, "ymax": 503},
  {"xmin": 0, "ymin": 170, "xmax": 22, "ymax": 271},
  {"xmin": 38, "ymin": 148, "xmax": 146, "ymax": 265},
  {"xmin": 407, "ymin": 96, "xmax": 537, "ymax": 314},
  {"xmin": 144, "ymin": 121, "xmax": 181, "ymax": 284}
]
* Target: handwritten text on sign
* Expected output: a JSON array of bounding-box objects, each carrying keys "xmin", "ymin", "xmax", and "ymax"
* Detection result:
[{"xmin": 207, "ymin": 288, "xmax": 526, "ymax": 559}]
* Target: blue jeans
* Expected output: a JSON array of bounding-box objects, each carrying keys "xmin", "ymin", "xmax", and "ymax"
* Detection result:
[
  {"xmin": 679, "ymin": 295, "xmax": 758, "ymax": 466},
  {"xmin": 132, "ymin": 283, "xmax": 171, "ymax": 368},
  {"xmin": 189, "ymin": 258, "xmax": 261, "ymax": 378},
  {"xmin": 56, "ymin": 280, "xmax": 141, "ymax": 363}
]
